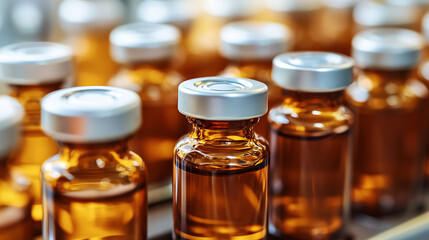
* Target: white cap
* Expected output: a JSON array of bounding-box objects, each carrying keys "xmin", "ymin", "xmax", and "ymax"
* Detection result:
[
  {"xmin": 136, "ymin": 0, "xmax": 196, "ymax": 31},
  {"xmin": 0, "ymin": 96, "xmax": 23, "ymax": 159},
  {"xmin": 203, "ymin": 0, "xmax": 259, "ymax": 18},
  {"xmin": 353, "ymin": 28, "xmax": 424, "ymax": 70},
  {"xmin": 178, "ymin": 77, "xmax": 268, "ymax": 120},
  {"xmin": 272, "ymin": 52, "xmax": 354, "ymax": 92},
  {"xmin": 59, "ymin": 0, "xmax": 125, "ymax": 33},
  {"xmin": 353, "ymin": 1, "xmax": 419, "ymax": 28},
  {"xmin": 110, "ymin": 23, "xmax": 180, "ymax": 64},
  {"xmin": 321, "ymin": 0, "xmax": 359, "ymax": 9},
  {"xmin": 265, "ymin": 0, "xmax": 323, "ymax": 12},
  {"xmin": 220, "ymin": 21, "xmax": 292, "ymax": 60},
  {"xmin": 0, "ymin": 42, "xmax": 73, "ymax": 85},
  {"xmin": 41, "ymin": 86, "xmax": 141, "ymax": 143}
]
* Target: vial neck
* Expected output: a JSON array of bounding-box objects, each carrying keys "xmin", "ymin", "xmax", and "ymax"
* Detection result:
[
  {"xmin": 9, "ymin": 82, "xmax": 63, "ymax": 129},
  {"xmin": 228, "ymin": 58, "xmax": 272, "ymax": 68},
  {"xmin": 359, "ymin": 68, "xmax": 415, "ymax": 86},
  {"xmin": 122, "ymin": 59, "xmax": 173, "ymax": 72},
  {"xmin": 281, "ymin": 90, "xmax": 344, "ymax": 111},
  {"xmin": 188, "ymin": 118, "xmax": 258, "ymax": 141}
]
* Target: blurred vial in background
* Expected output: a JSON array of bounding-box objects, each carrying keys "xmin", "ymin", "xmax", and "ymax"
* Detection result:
[
  {"xmin": 0, "ymin": 96, "xmax": 33, "ymax": 240},
  {"xmin": 110, "ymin": 23, "xmax": 188, "ymax": 186},
  {"xmin": 353, "ymin": 0, "xmax": 421, "ymax": 32},
  {"xmin": 174, "ymin": 77, "xmax": 269, "ymax": 239},
  {"xmin": 135, "ymin": 0, "xmax": 197, "ymax": 81},
  {"xmin": 219, "ymin": 21, "xmax": 292, "ymax": 138},
  {"xmin": 264, "ymin": 0, "xmax": 323, "ymax": 51},
  {"xmin": 184, "ymin": 0, "xmax": 260, "ymax": 78},
  {"xmin": 41, "ymin": 87, "xmax": 147, "ymax": 240},
  {"xmin": 269, "ymin": 52, "xmax": 354, "ymax": 239},
  {"xmin": 346, "ymin": 29, "xmax": 427, "ymax": 225},
  {"xmin": 315, "ymin": 0, "xmax": 359, "ymax": 55},
  {"xmin": 0, "ymin": 42, "xmax": 73, "ymax": 231},
  {"xmin": 58, "ymin": 0, "xmax": 125, "ymax": 86}
]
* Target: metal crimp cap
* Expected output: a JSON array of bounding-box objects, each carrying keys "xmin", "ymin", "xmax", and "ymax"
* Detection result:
[
  {"xmin": 272, "ymin": 52, "xmax": 354, "ymax": 92},
  {"xmin": 353, "ymin": 28, "xmax": 424, "ymax": 70},
  {"xmin": 178, "ymin": 77, "xmax": 268, "ymax": 121},
  {"xmin": 0, "ymin": 96, "xmax": 23, "ymax": 159},
  {"xmin": 220, "ymin": 21, "xmax": 293, "ymax": 60},
  {"xmin": 41, "ymin": 86, "xmax": 141, "ymax": 143},
  {"xmin": 110, "ymin": 22, "xmax": 180, "ymax": 64},
  {"xmin": 0, "ymin": 42, "xmax": 73, "ymax": 85}
]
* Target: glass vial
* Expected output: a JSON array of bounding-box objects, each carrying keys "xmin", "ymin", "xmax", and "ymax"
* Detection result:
[
  {"xmin": 174, "ymin": 77, "xmax": 269, "ymax": 239},
  {"xmin": 41, "ymin": 86, "xmax": 147, "ymax": 239},
  {"xmin": 346, "ymin": 29, "xmax": 427, "ymax": 221},
  {"xmin": 219, "ymin": 21, "xmax": 292, "ymax": 139},
  {"xmin": 353, "ymin": 1, "xmax": 420, "ymax": 33},
  {"xmin": 58, "ymin": 0, "xmax": 125, "ymax": 86},
  {"xmin": 0, "ymin": 96, "xmax": 33, "ymax": 240},
  {"xmin": 269, "ymin": 52, "xmax": 354, "ymax": 239},
  {"xmin": 0, "ymin": 42, "xmax": 73, "ymax": 225},
  {"xmin": 110, "ymin": 23, "xmax": 188, "ymax": 185}
]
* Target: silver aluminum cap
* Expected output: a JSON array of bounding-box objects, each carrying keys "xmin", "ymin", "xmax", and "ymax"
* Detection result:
[
  {"xmin": 59, "ymin": 0, "xmax": 125, "ymax": 33},
  {"xmin": 178, "ymin": 77, "xmax": 268, "ymax": 120},
  {"xmin": 110, "ymin": 23, "xmax": 180, "ymax": 64},
  {"xmin": 422, "ymin": 12, "xmax": 429, "ymax": 41},
  {"xmin": 353, "ymin": 1, "xmax": 419, "ymax": 28},
  {"xmin": 265, "ymin": 0, "xmax": 322, "ymax": 12},
  {"xmin": 136, "ymin": 0, "xmax": 196, "ymax": 31},
  {"xmin": 352, "ymin": 28, "xmax": 424, "ymax": 70},
  {"xmin": 203, "ymin": 0, "xmax": 259, "ymax": 18},
  {"xmin": 272, "ymin": 52, "xmax": 354, "ymax": 92},
  {"xmin": 0, "ymin": 96, "xmax": 23, "ymax": 159},
  {"xmin": 0, "ymin": 42, "xmax": 73, "ymax": 85},
  {"xmin": 41, "ymin": 86, "xmax": 141, "ymax": 143},
  {"xmin": 220, "ymin": 21, "xmax": 293, "ymax": 60}
]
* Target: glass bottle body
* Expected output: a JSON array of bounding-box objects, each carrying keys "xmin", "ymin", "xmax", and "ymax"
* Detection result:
[
  {"xmin": 110, "ymin": 62, "xmax": 188, "ymax": 184},
  {"xmin": 269, "ymin": 91, "xmax": 352, "ymax": 240},
  {"xmin": 0, "ymin": 158, "xmax": 33, "ymax": 240},
  {"xmin": 173, "ymin": 118, "xmax": 269, "ymax": 240},
  {"xmin": 41, "ymin": 140, "xmax": 147, "ymax": 240},
  {"xmin": 418, "ymin": 59, "xmax": 429, "ymax": 189},
  {"xmin": 221, "ymin": 60, "xmax": 282, "ymax": 139},
  {"xmin": 345, "ymin": 69, "xmax": 427, "ymax": 218},
  {"xmin": 66, "ymin": 32, "xmax": 118, "ymax": 86},
  {"xmin": 7, "ymin": 83, "xmax": 61, "ymax": 224}
]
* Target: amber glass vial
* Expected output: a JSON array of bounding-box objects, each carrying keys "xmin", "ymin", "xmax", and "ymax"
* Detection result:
[
  {"xmin": 353, "ymin": 1, "xmax": 420, "ymax": 33},
  {"xmin": 268, "ymin": 52, "xmax": 354, "ymax": 239},
  {"xmin": 0, "ymin": 42, "xmax": 73, "ymax": 225},
  {"xmin": 0, "ymin": 96, "xmax": 34, "ymax": 240},
  {"xmin": 174, "ymin": 77, "xmax": 269, "ymax": 239},
  {"xmin": 109, "ymin": 23, "xmax": 188, "ymax": 185},
  {"xmin": 346, "ymin": 29, "xmax": 427, "ymax": 219},
  {"xmin": 59, "ymin": 0, "xmax": 124, "ymax": 86},
  {"xmin": 41, "ymin": 86, "xmax": 147, "ymax": 239},
  {"xmin": 219, "ymin": 21, "xmax": 292, "ymax": 139}
]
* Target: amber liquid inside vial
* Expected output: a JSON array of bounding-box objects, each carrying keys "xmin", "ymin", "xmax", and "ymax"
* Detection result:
[
  {"xmin": 42, "ymin": 140, "xmax": 147, "ymax": 240},
  {"xmin": 346, "ymin": 69, "xmax": 427, "ymax": 218},
  {"xmin": 174, "ymin": 119, "xmax": 269, "ymax": 240},
  {"xmin": 8, "ymin": 83, "xmax": 61, "ymax": 224},
  {"xmin": 269, "ymin": 91, "xmax": 352, "ymax": 240},
  {"xmin": 0, "ymin": 158, "xmax": 34, "ymax": 240},
  {"xmin": 110, "ymin": 61, "xmax": 188, "ymax": 184},
  {"xmin": 221, "ymin": 60, "xmax": 282, "ymax": 139}
]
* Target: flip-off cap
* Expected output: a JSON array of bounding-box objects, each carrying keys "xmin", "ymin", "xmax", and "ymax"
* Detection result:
[
  {"xmin": 41, "ymin": 86, "xmax": 141, "ymax": 143},
  {"xmin": 272, "ymin": 52, "xmax": 354, "ymax": 92},
  {"xmin": 0, "ymin": 96, "xmax": 23, "ymax": 159},
  {"xmin": 59, "ymin": 0, "xmax": 125, "ymax": 33},
  {"xmin": 0, "ymin": 42, "xmax": 73, "ymax": 85},
  {"xmin": 353, "ymin": 28, "xmax": 424, "ymax": 69},
  {"xmin": 353, "ymin": 1, "xmax": 419, "ymax": 27},
  {"xmin": 136, "ymin": 0, "xmax": 196, "ymax": 31},
  {"xmin": 220, "ymin": 21, "xmax": 292, "ymax": 60},
  {"xmin": 178, "ymin": 77, "xmax": 268, "ymax": 120},
  {"xmin": 265, "ymin": 0, "xmax": 322, "ymax": 12},
  {"xmin": 203, "ymin": 0, "xmax": 259, "ymax": 18},
  {"xmin": 110, "ymin": 23, "xmax": 180, "ymax": 64}
]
